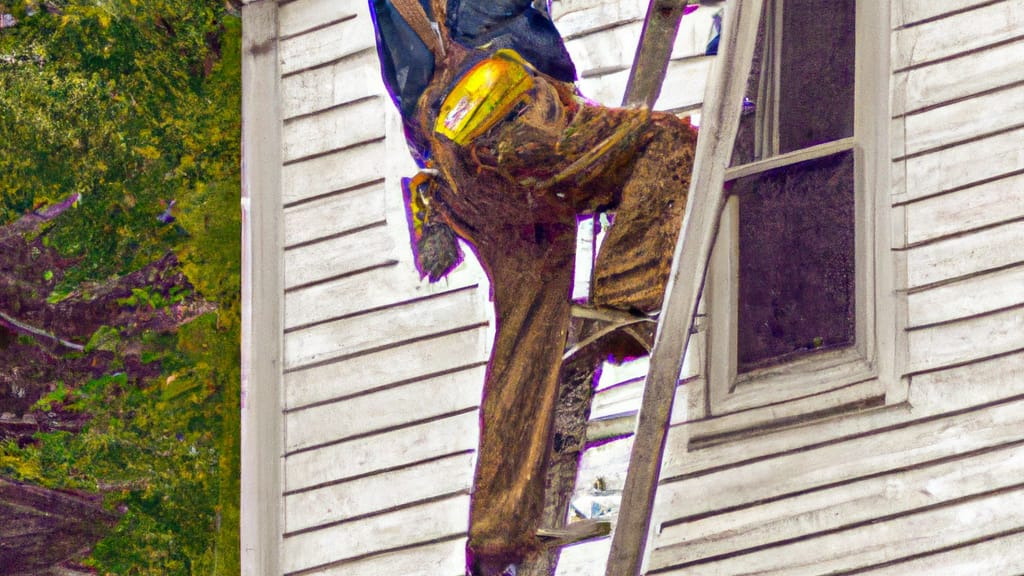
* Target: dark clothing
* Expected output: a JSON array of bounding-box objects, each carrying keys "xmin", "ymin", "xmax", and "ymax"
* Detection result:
[
  {"xmin": 446, "ymin": 1, "xmax": 576, "ymax": 83},
  {"xmin": 369, "ymin": 0, "xmax": 436, "ymax": 119}
]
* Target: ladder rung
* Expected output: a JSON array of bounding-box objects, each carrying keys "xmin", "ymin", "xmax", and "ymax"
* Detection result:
[
  {"xmin": 570, "ymin": 304, "xmax": 656, "ymax": 324},
  {"xmin": 587, "ymin": 413, "xmax": 637, "ymax": 443},
  {"xmin": 537, "ymin": 519, "xmax": 612, "ymax": 547}
]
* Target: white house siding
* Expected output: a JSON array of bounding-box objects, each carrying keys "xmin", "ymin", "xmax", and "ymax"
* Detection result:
[
  {"xmin": 242, "ymin": 0, "xmax": 498, "ymax": 573},
  {"xmin": 645, "ymin": 1, "xmax": 1024, "ymax": 574}
]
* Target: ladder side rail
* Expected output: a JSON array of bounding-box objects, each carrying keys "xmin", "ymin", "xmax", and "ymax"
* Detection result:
[{"xmin": 621, "ymin": 0, "xmax": 690, "ymax": 108}]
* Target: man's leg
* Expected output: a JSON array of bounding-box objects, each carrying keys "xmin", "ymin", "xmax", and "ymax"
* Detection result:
[
  {"xmin": 466, "ymin": 222, "xmax": 577, "ymax": 572},
  {"xmin": 591, "ymin": 113, "xmax": 698, "ymax": 313}
]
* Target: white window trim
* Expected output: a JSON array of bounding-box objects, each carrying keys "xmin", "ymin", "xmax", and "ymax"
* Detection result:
[{"xmin": 687, "ymin": 0, "xmax": 905, "ymax": 443}]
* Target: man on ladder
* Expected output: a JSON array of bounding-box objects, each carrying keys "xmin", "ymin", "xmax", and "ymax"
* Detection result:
[{"xmin": 368, "ymin": 1, "xmax": 698, "ymax": 573}]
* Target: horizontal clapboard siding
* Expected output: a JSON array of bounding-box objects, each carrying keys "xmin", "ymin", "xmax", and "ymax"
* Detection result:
[
  {"xmin": 282, "ymin": 96, "xmax": 386, "ymax": 163},
  {"xmin": 651, "ymin": 486, "xmax": 1024, "ymax": 575},
  {"xmin": 284, "ymin": 409, "xmax": 479, "ymax": 495},
  {"xmin": 557, "ymin": 538, "xmax": 614, "ymax": 576},
  {"xmin": 656, "ymin": 397, "xmax": 1024, "ymax": 524},
  {"xmin": 648, "ymin": 2, "xmax": 1024, "ymax": 572},
  {"xmin": 279, "ymin": 0, "xmax": 357, "ymax": 40},
  {"xmin": 279, "ymin": 8, "xmax": 375, "ymax": 76},
  {"xmin": 903, "ymin": 172, "xmax": 1024, "ymax": 246},
  {"xmin": 282, "ymin": 142, "xmax": 386, "ymax": 206},
  {"xmin": 906, "ymin": 304, "xmax": 1023, "ymax": 373},
  {"xmin": 576, "ymin": 435, "xmax": 634, "ymax": 494},
  {"xmin": 283, "ymin": 262, "xmax": 476, "ymax": 329},
  {"xmin": 281, "ymin": 47, "xmax": 381, "ymax": 120},
  {"xmin": 590, "ymin": 376, "xmax": 645, "ymax": 420},
  {"xmin": 285, "ymin": 451, "xmax": 475, "ymax": 534},
  {"xmin": 904, "ymin": 218, "xmax": 1024, "ymax": 289},
  {"xmin": 285, "ymin": 538, "xmax": 467, "ymax": 576},
  {"xmin": 283, "ymin": 286, "xmax": 484, "ymax": 369},
  {"xmin": 283, "ymin": 326, "xmax": 488, "ymax": 410},
  {"xmin": 854, "ymin": 530, "xmax": 1024, "ymax": 576},
  {"xmin": 283, "ymin": 222, "xmax": 394, "ymax": 290},
  {"xmin": 281, "ymin": 494, "xmax": 470, "ymax": 574},
  {"xmin": 651, "ymin": 388, "xmax": 1024, "ymax": 573},
  {"xmin": 899, "ymin": 82, "xmax": 1024, "ymax": 161},
  {"xmin": 893, "ymin": 5, "xmax": 1024, "ymax": 380},
  {"xmin": 892, "ymin": 33, "xmax": 1024, "ymax": 118},
  {"xmin": 273, "ymin": 1, "xmax": 491, "ymax": 573},
  {"xmin": 579, "ymin": 56, "xmax": 714, "ymax": 112},
  {"xmin": 563, "ymin": 9, "xmax": 719, "ymax": 72},
  {"xmin": 554, "ymin": 0, "xmax": 651, "ymax": 35},
  {"xmin": 894, "ymin": 125, "xmax": 1024, "ymax": 204},
  {"xmin": 652, "ymin": 442, "xmax": 1024, "ymax": 569},
  {"xmin": 892, "ymin": 0, "xmax": 1024, "ymax": 71},
  {"xmin": 892, "ymin": 0, "xmax": 1010, "ymax": 28},
  {"xmin": 906, "ymin": 264, "xmax": 1024, "ymax": 328},
  {"xmin": 284, "ymin": 365, "xmax": 485, "ymax": 453},
  {"xmin": 661, "ymin": 350, "xmax": 1024, "ymax": 480},
  {"xmin": 283, "ymin": 181, "xmax": 386, "ymax": 248}
]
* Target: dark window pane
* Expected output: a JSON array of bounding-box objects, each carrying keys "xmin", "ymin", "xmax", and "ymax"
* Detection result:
[
  {"xmin": 778, "ymin": 0, "xmax": 856, "ymax": 152},
  {"xmin": 733, "ymin": 150, "xmax": 855, "ymax": 372},
  {"xmin": 729, "ymin": 0, "xmax": 770, "ymax": 167},
  {"xmin": 731, "ymin": 0, "xmax": 856, "ymax": 164}
]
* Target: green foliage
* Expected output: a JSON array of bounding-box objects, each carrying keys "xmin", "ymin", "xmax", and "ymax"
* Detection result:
[
  {"xmin": 32, "ymin": 380, "xmax": 69, "ymax": 412},
  {"xmin": 177, "ymin": 181, "xmax": 241, "ymax": 328},
  {"xmin": 0, "ymin": 0, "xmax": 241, "ymax": 285},
  {"xmin": 117, "ymin": 285, "xmax": 189, "ymax": 310},
  {"xmin": 46, "ymin": 285, "xmax": 74, "ymax": 303},
  {"xmin": 0, "ymin": 1, "xmax": 240, "ymax": 574},
  {"xmin": 85, "ymin": 324, "xmax": 122, "ymax": 352},
  {"xmin": 4, "ymin": 313, "xmax": 240, "ymax": 574},
  {"xmin": 0, "ymin": 439, "xmax": 46, "ymax": 484}
]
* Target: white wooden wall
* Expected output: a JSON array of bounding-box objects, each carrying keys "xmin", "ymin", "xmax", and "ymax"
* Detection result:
[
  {"xmin": 240, "ymin": 0, "xmax": 720, "ymax": 573},
  {"xmin": 645, "ymin": 1, "xmax": 1024, "ymax": 573},
  {"xmin": 556, "ymin": 0, "xmax": 719, "ymax": 112},
  {"xmin": 239, "ymin": 0, "xmax": 725, "ymax": 571}
]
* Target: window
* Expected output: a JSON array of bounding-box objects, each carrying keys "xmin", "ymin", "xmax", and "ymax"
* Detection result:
[{"xmin": 694, "ymin": 0, "xmax": 899, "ymax": 430}]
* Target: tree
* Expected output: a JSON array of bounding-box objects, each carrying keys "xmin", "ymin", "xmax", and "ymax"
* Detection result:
[{"xmin": 0, "ymin": 1, "xmax": 240, "ymax": 573}]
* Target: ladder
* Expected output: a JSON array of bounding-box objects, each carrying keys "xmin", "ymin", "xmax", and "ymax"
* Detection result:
[
  {"xmin": 522, "ymin": 2, "xmax": 709, "ymax": 573},
  {"xmin": 526, "ymin": 1, "xmax": 762, "ymax": 573},
  {"xmin": 603, "ymin": 0, "xmax": 763, "ymax": 574}
]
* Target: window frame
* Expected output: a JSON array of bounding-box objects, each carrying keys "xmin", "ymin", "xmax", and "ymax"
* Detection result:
[{"xmin": 690, "ymin": 0, "xmax": 902, "ymax": 435}]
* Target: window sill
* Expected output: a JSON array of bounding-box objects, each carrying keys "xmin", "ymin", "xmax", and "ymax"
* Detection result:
[
  {"xmin": 713, "ymin": 346, "xmax": 873, "ymax": 413},
  {"xmin": 688, "ymin": 375, "xmax": 890, "ymax": 449}
]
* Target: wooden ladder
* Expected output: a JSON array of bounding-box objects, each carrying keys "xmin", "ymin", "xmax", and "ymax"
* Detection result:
[
  {"xmin": 524, "ymin": 1, "xmax": 714, "ymax": 574},
  {"xmin": 517, "ymin": 1, "xmax": 762, "ymax": 574},
  {"xmin": 521, "ymin": 1, "xmax": 763, "ymax": 574},
  {"xmin": 605, "ymin": 0, "xmax": 764, "ymax": 574}
]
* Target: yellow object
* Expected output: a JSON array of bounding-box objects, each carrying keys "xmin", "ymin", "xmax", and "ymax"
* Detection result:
[
  {"xmin": 404, "ymin": 170, "xmax": 433, "ymax": 239},
  {"xmin": 435, "ymin": 49, "xmax": 535, "ymax": 145}
]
